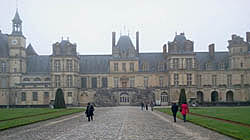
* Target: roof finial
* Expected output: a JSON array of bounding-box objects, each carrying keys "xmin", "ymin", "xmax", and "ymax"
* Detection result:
[{"xmin": 16, "ymin": 0, "xmax": 18, "ymax": 11}]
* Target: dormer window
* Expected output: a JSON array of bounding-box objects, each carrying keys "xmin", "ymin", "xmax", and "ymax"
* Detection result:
[{"xmin": 34, "ymin": 77, "xmax": 41, "ymax": 81}]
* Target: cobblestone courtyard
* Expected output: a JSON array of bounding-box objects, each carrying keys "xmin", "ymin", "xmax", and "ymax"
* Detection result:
[{"xmin": 0, "ymin": 106, "xmax": 233, "ymax": 140}]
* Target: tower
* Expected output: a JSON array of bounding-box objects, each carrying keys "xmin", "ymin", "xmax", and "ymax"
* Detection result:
[{"xmin": 8, "ymin": 9, "xmax": 27, "ymax": 87}]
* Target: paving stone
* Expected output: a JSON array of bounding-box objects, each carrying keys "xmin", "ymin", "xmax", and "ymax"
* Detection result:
[{"xmin": 0, "ymin": 107, "xmax": 234, "ymax": 140}]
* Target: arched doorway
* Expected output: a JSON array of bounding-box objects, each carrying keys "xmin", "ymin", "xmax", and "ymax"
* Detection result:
[
  {"xmin": 226, "ymin": 91, "xmax": 234, "ymax": 102},
  {"xmin": 211, "ymin": 91, "xmax": 218, "ymax": 102},
  {"xmin": 161, "ymin": 92, "xmax": 168, "ymax": 105},
  {"xmin": 197, "ymin": 91, "xmax": 204, "ymax": 103},
  {"xmin": 120, "ymin": 93, "xmax": 130, "ymax": 105}
]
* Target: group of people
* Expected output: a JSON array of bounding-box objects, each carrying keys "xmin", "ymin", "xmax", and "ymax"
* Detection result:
[
  {"xmin": 85, "ymin": 101, "xmax": 189, "ymax": 123},
  {"xmin": 171, "ymin": 102, "xmax": 189, "ymax": 122},
  {"xmin": 141, "ymin": 101, "xmax": 154, "ymax": 111}
]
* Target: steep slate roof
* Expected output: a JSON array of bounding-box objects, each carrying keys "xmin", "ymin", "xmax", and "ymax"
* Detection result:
[
  {"xmin": 139, "ymin": 53, "xmax": 165, "ymax": 72},
  {"xmin": 116, "ymin": 36, "xmax": 135, "ymax": 51},
  {"xmin": 12, "ymin": 10, "xmax": 22, "ymax": 24},
  {"xmin": 26, "ymin": 55, "xmax": 50, "ymax": 74},
  {"xmin": 24, "ymin": 51, "xmax": 230, "ymax": 74},
  {"xmin": 196, "ymin": 52, "xmax": 229, "ymax": 70},
  {"xmin": 26, "ymin": 43, "xmax": 38, "ymax": 56},
  {"xmin": 79, "ymin": 55, "xmax": 111, "ymax": 74},
  {"xmin": 0, "ymin": 32, "xmax": 9, "ymax": 58}
]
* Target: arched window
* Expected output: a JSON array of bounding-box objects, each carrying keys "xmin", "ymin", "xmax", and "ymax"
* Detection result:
[
  {"xmin": 34, "ymin": 77, "xmax": 41, "ymax": 81},
  {"xmin": 226, "ymin": 91, "xmax": 234, "ymax": 102},
  {"xmin": 23, "ymin": 78, "xmax": 30, "ymax": 81},
  {"xmin": 211, "ymin": 91, "xmax": 218, "ymax": 102}
]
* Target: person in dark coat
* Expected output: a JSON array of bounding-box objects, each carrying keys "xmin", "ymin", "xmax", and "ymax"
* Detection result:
[
  {"xmin": 145, "ymin": 103, "xmax": 148, "ymax": 111},
  {"xmin": 171, "ymin": 103, "xmax": 179, "ymax": 122},
  {"xmin": 141, "ymin": 102, "xmax": 144, "ymax": 110},
  {"xmin": 85, "ymin": 102, "xmax": 95, "ymax": 121}
]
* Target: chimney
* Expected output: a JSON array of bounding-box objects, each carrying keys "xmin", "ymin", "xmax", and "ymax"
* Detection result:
[
  {"xmin": 112, "ymin": 32, "xmax": 116, "ymax": 48},
  {"xmin": 208, "ymin": 43, "xmax": 215, "ymax": 58},
  {"xmin": 246, "ymin": 32, "xmax": 250, "ymax": 42},
  {"xmin": 136, "ymin": 31, "xmax": 139, "ymax": 54},
  {"xmin": 163, "ymin": 44, "xmax": 167, "ymax": 55}
]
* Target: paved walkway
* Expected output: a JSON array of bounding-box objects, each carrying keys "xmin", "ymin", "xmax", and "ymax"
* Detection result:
[{"xmin": 0, "ymin": 106, "xmax": 234, "ymax": 140}]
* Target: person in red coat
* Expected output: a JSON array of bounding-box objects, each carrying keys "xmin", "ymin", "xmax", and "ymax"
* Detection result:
[{"xmin": 181, "ymin": 102, "xmax": 189, "ymax": 122}]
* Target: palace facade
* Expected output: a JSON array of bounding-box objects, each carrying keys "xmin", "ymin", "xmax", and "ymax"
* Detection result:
[{"xmin": 1, "ymin": 10, "xmax": 250, "ymax": 107}]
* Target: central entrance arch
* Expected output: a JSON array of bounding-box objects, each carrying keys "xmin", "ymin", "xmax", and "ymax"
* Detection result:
[{"xmin": 120, "ymin": 92, "xmax": 130, "ymax": 105}]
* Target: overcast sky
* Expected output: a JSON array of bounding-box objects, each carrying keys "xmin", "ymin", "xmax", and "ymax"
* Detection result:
[{"xmin": 1, "ymin": 0, "xmax": 250, "ymax": 55}]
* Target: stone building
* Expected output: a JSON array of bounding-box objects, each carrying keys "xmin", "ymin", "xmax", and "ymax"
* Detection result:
[{"xmin": 1, "ymin": 10, "xmax": 250, "ymax": 107}]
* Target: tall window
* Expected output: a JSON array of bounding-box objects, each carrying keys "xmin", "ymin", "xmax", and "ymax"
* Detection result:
[
  {"xmin": 114, "ymin": 77, "xmax": 119, "ymax": 88},
  {"xmin": 91, "ymin": 77, "xmax": 97, "ymax": 88},
  {"xmin": 55, "ymin": 75, "xmax": 61, "ymax": 87},
  {"xmin": 54, "ymin": 60, "xmax": 61, "ymax": 72},
  {"xmin": 144, "ymin": 77, "xmax": 148, "ymax": 88},
  {"xmin": 122, "ymin": 63, "xmax": 126, "ymax": 72},
  {"xmin": 186, "ymin": 58, "xmax": 192, "ymax": 70},
  {"xmin": 44, "ymin": 92, "xmax": 49, "ymax": 98},
  {"xmin": 241, "ymin": 74, "xmax": 244, "ymax": 86},
  {"xmin": 187, "ymin": 74, "xmax": 192, "ymax": 86},
  {"xmin": 21, "ymin": 92, "xmax": 26, "ymax": 101},
  {"xmin": 159, "ymin": 76, "xmax": 164, "ymax": 87},
  {"xmin": 0, "ymin": 77, "xmax": 8, "ymax": 88},
  {"xmin": 66, "ymin": 60, "xmax": 73, "ymax": 72},
  {"xmin": 67, "ymin": 92, "xmax": 72, "ymax": 97},
  {"xmin": 173, "ymin": 58, "xmax": 179, "ymax": 70},
  {"xmin": 240, "ymin": 61, "xmax": 243, "ymax": 68},
  {"xmin": 0, "ymin": 62, "xmax": 7, "ymax": 73},
  {"xmin": 81, "ymin": 77, "xmax": 87, "ymax": 88},
  {"xmin": 114, "ymin": 63, "xmax": 118, "ymax": 72},
  {"xmin": 212, "ymin": 75, "xmax": 217, "ymax": 87},
  {"xmin": 32, "ymin": 92, "xmax": 38, "ymax": 101},
  {"xmin": 102, "ymin": 77, "xmax": 108, "ymax": 88},
  {"xmin": 174, "ymin": 73, "xmax": 179, "ymax": 87},
  {"xmin": 129, "ymin": 63, "xmax": 134, "ymax": 72},
  {"xmin": 158, "ymin": 63, "xmax": 164, "ymax": 72},
  {"xmin": 227, "ymin": 74, "xmax": 232, "ymax": 87},
  {"xmin": 129, "ymin": 77, "xmax": 135, "ymax": 88},
  {"xmin": 197, "ymin": 75, "xmax": 202, "ymax": 87},
  {"xmin": 67, "ymin": 75, "xmax": 73, "ymax": 87}
]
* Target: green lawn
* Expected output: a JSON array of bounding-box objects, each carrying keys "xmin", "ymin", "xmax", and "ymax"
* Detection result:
[
  {"xmin": 0, "ymin": 108, "xmax": 85, "ymax": 130},
  {"xmin": 156, "ymin": 107, "xmax": 250, "ymax": 140},
  {"xmin": 190, "ymin": 107, "xmax": 250, "ymax": 125}
]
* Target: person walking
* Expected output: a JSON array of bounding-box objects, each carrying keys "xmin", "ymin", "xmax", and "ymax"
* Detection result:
[
  {"xmin": 180, "ymin": 102, "xmax": 189, "ymax": 122},
  {"xmin": 145, "ymin": 103, "xmax": 148, "ymax": 111},
  {"xmin": 150, "ymin": 101, "xmax": 154, "ymax": 111},
  {"xmin": 171, "ymin": 102, "xmax": 178, "ymax": 122},
  {"xmin": 141, "ymin": 102, "xmax": 144, "ymax": 110},
  {"xmin": 85, "ymin": 102, "xmax": 95, "ymax": 121}
]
